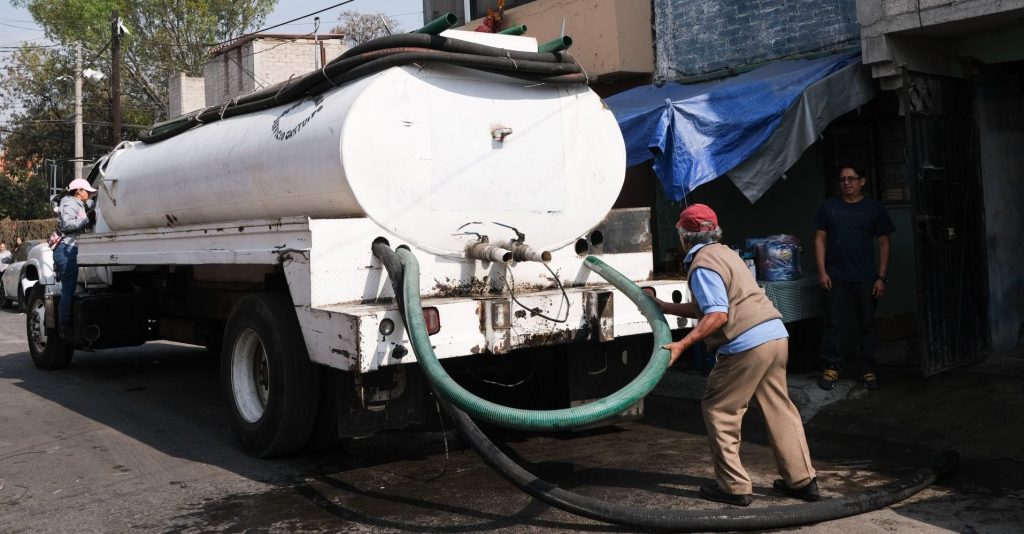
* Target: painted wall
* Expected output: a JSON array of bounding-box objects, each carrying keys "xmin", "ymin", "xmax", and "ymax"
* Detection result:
[
  {"xmin": 976, "ymin": 62, "xmax": 1024, "ymax": 351},
  {"xmin": 459, "ymin": 0, "xmax": 655, "ymax": 80},
  {"xmin": 653, "ymin": 0, "xmax": 859, "ymax": 80}
]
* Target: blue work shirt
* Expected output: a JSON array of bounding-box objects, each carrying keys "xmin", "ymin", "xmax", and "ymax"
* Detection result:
[{"xmin": 685, "ymin": 244, "xmax": 788, "ymax": 355}]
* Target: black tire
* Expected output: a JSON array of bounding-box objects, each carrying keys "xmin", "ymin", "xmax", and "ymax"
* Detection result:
[
  {"xmin": 26, "ymin": 286, "xmax": 74, "ymax": 370},
  {"xmin": 221, "ymin": 293, "xmax": 319, "ymax": 457}
]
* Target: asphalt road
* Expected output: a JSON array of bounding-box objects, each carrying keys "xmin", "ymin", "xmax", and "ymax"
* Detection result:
[{"xmin": 1, "ymin": 306, "xmax": 1022, "ymax": 533}]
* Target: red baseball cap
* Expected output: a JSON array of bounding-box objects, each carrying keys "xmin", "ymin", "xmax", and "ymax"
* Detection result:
[{"xmin": 676, "ymin": 203, "xmax": 719, "ymax": 232}]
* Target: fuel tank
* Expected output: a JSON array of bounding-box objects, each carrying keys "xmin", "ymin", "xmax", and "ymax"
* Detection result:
[{"xmin": 95, "ymin": 62, "xmax": 626, "ymax": 256}]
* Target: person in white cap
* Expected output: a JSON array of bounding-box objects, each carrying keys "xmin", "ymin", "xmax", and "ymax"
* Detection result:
[{"xmin": 53, "ymin": 177, "xmax": 98, "ymax": 339}]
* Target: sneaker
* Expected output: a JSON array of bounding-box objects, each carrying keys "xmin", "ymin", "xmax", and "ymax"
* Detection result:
[
  {"xmin": 861, "ymin": 372, "xmax": 881, "ymax": 391},
  {"xmin": 773, "ymin": 477, "xmax": 821, "ymax": 501},
  {"xmin": 699, "ymin": 482, "xmax": 752, "ymax": 507},
  {"xmin": 817, "ymin": 367, "xmax": 840, "ymax": 390}
]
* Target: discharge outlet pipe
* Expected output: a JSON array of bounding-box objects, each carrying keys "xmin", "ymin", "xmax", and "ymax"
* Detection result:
[
  {"xmin": 372, "ymin": 242, "xmax": 961, "ymax": 531},
  {"xmin": 494, "ymin": 241, "xmax": 551, "ymax": 263},
  {"xmin": 465, "ymin": 241, "xmax": 514, "ymax": 263}
]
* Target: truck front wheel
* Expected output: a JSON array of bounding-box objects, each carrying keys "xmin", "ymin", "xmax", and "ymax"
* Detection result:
[
  {"xmin": 26, "ymin": 287, "xmax": 74, "ymax": 370},
  {"xmin": 221, "ymin": 293, "xmax": 319, "ymax": 457}
]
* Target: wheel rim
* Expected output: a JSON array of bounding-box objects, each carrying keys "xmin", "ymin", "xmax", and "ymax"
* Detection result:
[
  {"xmin": 231, "ymin": 328, "xmax": 271, "ymax": 424},
  {"xmin": 27, "ymin": 294, "xmax": 47, "ymax": 354}
]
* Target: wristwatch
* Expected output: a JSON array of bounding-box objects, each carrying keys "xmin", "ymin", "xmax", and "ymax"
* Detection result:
[{"xmin": 876, "ymin": 275, "xmax": 888, "ymax": 283}]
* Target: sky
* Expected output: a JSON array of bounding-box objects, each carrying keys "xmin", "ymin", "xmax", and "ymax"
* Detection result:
[
  {"xmin": 0, "ymin": 1, "xmax": 427, "ymax": 131},
  {"xmin": 0, "ymin": 0, "xmax": 426, "ymax": 49}
]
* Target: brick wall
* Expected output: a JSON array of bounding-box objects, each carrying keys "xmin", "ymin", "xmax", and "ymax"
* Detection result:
[
  {"xmin": 251, "ymin": 39, "xmax": 347, "ymax": 88},
  {"xmin": 202, "ymin": 38, "xmax": 347, "ymax": 106},
  {"xmin": 653, "ymin": 0, "xmax": 859, "ymax": 80},
  {"xmin": 167, "ymin": 73, "xmax": 206, "ymax": 118}
]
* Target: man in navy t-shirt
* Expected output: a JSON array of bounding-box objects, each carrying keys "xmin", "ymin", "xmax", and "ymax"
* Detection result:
[{"xmin": 815, "ymin": 166, "xmax": 895, "ymax": 391}]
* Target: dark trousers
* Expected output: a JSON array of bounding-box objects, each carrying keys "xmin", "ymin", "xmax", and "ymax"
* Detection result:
[
  {"xmin": 821, "ymin": 280, "xmax": 876, "ymax": 373},
  {"xmin": 52, "ymin": 243, "xmax": 78, "ymax": 329}
]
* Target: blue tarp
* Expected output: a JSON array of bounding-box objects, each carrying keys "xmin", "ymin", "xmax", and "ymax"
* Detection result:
[{"xmin": 606, "ymin": 50, "xmax": 861, "ymax": 201}]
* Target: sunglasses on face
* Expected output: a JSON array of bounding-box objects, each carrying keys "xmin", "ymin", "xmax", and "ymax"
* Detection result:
[{"xmin": 838, "ymin": 176, "xmax": 860, "ymax": 183}]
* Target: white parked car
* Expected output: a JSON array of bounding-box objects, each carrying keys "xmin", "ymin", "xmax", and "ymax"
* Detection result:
[{"xmin": 1, "ymin": 240, "xmax": 50, "ymax": 310}]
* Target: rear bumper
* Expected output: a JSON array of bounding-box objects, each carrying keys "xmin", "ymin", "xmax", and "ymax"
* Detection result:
[{"xmin": 305, "ymin": 280, "xmax": 691, "ymax": 372}]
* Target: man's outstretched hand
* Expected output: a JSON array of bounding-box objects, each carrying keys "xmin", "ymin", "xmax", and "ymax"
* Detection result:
[{"xmin": 663, "ymin": 339, "xmax": 689, "ymax": 366}]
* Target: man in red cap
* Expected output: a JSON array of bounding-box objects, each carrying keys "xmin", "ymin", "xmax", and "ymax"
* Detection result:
[{"xmin": 650, "ymin": 203, "xmax": 818, "ymax": 506}]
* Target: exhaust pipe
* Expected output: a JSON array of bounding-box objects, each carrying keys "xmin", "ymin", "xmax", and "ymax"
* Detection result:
[
  {"xmin": 495, "ymin": 240, "xmax": 551, "ymax": 263},
  {"xmin": 465, "ymin": 240, "xmax": 513, "ymax": 263}
]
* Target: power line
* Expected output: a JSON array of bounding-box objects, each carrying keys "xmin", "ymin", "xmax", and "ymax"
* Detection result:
[
  {"xmin": 214, "ymin": 0, "xmax": 357, "ymax": 47},
  {"xmin": 0, "ymin": 21, "xmax": 44, "ymax": 31}
]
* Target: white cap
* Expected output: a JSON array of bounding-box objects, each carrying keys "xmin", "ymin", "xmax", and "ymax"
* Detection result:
[{"xmin": 68, "ymin": 178, "xmax": 97, "ymax": 193}]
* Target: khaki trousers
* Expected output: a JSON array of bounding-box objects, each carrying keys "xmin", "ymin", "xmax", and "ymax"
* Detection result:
[{"xmin": 701, "ymin": 338, "xmax": 815, "ymax": 495}]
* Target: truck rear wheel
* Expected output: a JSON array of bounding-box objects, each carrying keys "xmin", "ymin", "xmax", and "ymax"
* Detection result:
[
  {"xmin": 221, "ymin": 293, "xmax": 319, "ymax": 457},
  {"xmin": 26, "ymin": 287, "xmax": 74, "ymax": 370}
]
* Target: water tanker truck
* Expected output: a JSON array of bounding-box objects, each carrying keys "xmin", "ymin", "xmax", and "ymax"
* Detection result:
[{"xmin": 24, "ymin": 29, "xmax": 689, "ymax": 457}]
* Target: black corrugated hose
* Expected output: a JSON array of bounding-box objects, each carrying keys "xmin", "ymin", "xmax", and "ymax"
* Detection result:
[
  {"xmin": 371, "ymin": 241, "xmax": 960, "ymax": 532},
  {"xmin": 140, "ymin": 34, "xmax": 585, "ymax": 144}
]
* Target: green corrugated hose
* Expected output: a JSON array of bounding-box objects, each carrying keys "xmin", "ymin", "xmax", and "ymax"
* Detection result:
[{"xmin": 395, "ymin": 248, "xmax": 672, "ymax": 431}]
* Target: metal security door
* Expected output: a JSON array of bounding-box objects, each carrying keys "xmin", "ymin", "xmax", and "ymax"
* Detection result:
[{"xmin": 903, "ymin": 72, "xmax": 990, "ymax": 375}]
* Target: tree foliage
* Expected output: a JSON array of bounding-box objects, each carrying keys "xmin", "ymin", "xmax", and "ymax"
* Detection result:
[
  {"xmin": 1, "ymin": 0, "xmax": 277, "ymax": 218},
  {"xmin": 331, "ymin": 10, "xmax": 402, "ymax": 46},
  {"xmin": 0, "ymin": 166, "xmax": 51, "ymax": 220}
]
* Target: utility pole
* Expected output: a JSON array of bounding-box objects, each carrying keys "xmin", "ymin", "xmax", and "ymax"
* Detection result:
[
  {"xmin": 111, "ymin": 9, "xmax": 123, "ymax": 145},
  {"xmin": 74, "ymin": 42, "xmax": 84, "ymax": 181}
]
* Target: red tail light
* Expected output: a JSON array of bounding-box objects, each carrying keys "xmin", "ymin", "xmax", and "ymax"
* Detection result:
[{"xmin": 422, "ymin": 307, "xmax": 441, "ymax": 335}]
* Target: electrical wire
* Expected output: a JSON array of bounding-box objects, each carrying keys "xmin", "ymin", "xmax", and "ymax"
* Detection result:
[
  {"xmin": 212, "ymin": 0, "xmax": 357, "ymax": 48},
  {"xmin": 503, "ymin": 262, "xmax": 571, "ymax": 323}
]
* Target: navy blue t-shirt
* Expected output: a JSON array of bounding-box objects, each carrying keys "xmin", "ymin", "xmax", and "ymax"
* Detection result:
[{"xmin": 815, "ymin": 197, "xmax": 895, "ymax": 283}]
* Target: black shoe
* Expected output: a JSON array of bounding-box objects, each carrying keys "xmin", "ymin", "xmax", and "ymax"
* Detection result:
[
  {"xmin": 699, "ymin": 482, "xmax": 752, "ymax": 507},
  {"xmin": 59, "ymin": 326, "xmax": 74, "ymax": 341},
  {"xmin": 817, "ymin": 367, "xmax": 840, "ymax": 390},
  {"xmin": 861, "ymin": 372, "xmax": 881, "ymax": 391},
  {"xmin": 773, "ymin": 477, "xmax": 821, "ymax": 501}
]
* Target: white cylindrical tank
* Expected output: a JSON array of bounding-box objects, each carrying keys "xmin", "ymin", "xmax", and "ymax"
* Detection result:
[{"xmin": 97, "ymin": 63, "xmax": 626, "ymax": 256}]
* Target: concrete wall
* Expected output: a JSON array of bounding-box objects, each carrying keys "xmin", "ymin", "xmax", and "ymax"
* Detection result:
[
  {"xmin": 858, "ymin": 0, "xmax": 1024, "ymax": 88},
  {"xmin": 975, "ymin": 62, "xmax": 1024, "ymax": 351},
  {"xmin": 251, "ymin": 39, "xmax": 347, "ymax": 88},
  {"xmin": 653, "ymin": 0, "xmax": 859, "ymax": 80},
  {"xmin": 203, "ymin": 38, "xmax": 348, "ymax": 106},
  {"xmin": 203, "ymin": 43, "xmax": 257, "ymax": 106},
  {"xmin": 167, "ymin": 73, "xmax": 206, "ymax": 119}
]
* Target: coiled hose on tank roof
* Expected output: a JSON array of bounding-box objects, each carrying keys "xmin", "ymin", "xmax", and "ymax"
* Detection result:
[{"xmin": 372, "ymin": 241, "xmax": 960, "ymax": 531}]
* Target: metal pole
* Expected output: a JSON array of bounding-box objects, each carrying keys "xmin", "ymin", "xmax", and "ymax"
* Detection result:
[
  {"xmin": 74, "ymin": 42, "xmax": 84, "ymax": 181},
  {"xmin": 111, "ymin": 9, "xmax": 122, "ymax": 145},
  {"xmin": 313, "ymin": 16, "xmax": 320, "ymax": 70}
]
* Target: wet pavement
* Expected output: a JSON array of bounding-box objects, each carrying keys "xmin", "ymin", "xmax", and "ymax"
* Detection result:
[{"xmin": 1, "ymin": 305, "xmax": 1023, "ymax": 533}]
